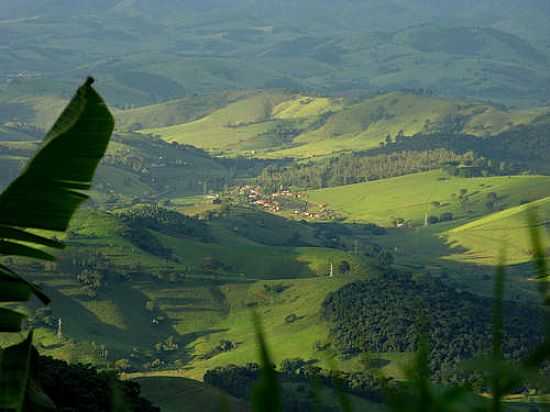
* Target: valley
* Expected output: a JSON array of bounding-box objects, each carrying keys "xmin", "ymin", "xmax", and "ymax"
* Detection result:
[
  {"xmin": 4, "ymin": 1, "xmax": 550, "ymax": 410},
  {"xmin": 2, "ymin": 84, "xmax": 550, "ymax": 410}
]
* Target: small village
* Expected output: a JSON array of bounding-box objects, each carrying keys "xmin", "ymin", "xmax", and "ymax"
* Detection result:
[{"xmin": 237, "ymin": 184, "xmax": 337, "ymax": 220}]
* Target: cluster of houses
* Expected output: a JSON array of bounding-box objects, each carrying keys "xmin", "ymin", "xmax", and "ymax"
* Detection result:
[
  {"xmin": 3, "ymin": 71, "xmax": 41, "ymax": 83},
  {"xmin": 238, "ymin": 185, "xmax": 335, "ymax": 220},
  {"xmin": 239, "ymin": 185, "xmax": 283, "ymax": 212}
]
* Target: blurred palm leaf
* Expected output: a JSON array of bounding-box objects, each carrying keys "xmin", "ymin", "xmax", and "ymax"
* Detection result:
[
  {"xmin": 0, "ymin": 77, "xmax": 113, "ymax": 329},
  {"xmin": 0, "ymin": 76, "xmax": 113, "ymax": 238},
  {"xmin": 251, "ymin": 312, "xmax": 281, "ymax": 412},
  {"xmin": 0, "ymin": 333, "xmax": 33, "ymax": 411},
  {"xmin": 0, "ymin": 77, "xmax": 114, "ymax": 411}
]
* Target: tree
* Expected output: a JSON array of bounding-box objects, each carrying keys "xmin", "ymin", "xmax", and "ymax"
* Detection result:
[
  {"xmin": 280, "ymin": 358, "xmax": 308, "ymax": 375},
  {"xmin": 0, "ymin": 78, "xmax": 114, "ymax": 411},
  {"xmin": 377, "ymin": 251, "xmax": 394, "ymax": 267},
  {"xmin": 440, "ymin": 212, "xmax": 454, "ymax": 222},
  {"xmin": 200, "ymin": 256, "xmax": 225, "ymax": 273},
  {"xmin": 338, "ymin": 260, "xmax": 351, "ymax": 275}
]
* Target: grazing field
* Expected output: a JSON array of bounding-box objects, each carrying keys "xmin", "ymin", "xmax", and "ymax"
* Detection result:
[
  {"xmin": 307, "ymin": 170, "xmax": 550, "ymax": 270},
  {"xmin": 443, "ymin": 196, "xmax": 550, "ymax": 265},
  {"xmin": 307, "ymin": 171, "xmax": 550, "ymax": 227},
  {"xmin": 14, "ymin": 204, "xmax": 375, "ymax": 370}
]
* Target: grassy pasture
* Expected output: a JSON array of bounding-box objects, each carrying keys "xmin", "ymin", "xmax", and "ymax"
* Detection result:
[
  {"xmin": 307, "ymin": 171, "xmax": 550, "ymax": 227},
  {"xmin": 140, "ymin": 91, "xmax": 549, "ymax": 158}
]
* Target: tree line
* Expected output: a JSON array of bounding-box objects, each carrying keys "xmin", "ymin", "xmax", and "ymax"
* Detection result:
[{"xmin": 257, "ymin": 149, "xmax": 478, "ymax": 191}]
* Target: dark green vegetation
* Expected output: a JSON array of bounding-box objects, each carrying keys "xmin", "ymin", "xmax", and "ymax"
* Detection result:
[
  {"xmin": 38, "ymin": 356, "xmax": 158, "ymax": 412},
  {"xmin": 0, "ymin": 78, "xmax": 116, "ymax": 411},
  {"xmin": 204, "ymin": 362, "xmax": 387, "ymax": 411},
  {"xmin": 321, "ymin": 274, "xmax": 543, "ymax": 383}
]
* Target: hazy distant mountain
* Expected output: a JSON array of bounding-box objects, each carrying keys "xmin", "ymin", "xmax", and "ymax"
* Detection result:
[
  {"xmin": 3, "ymin": 1, "xmax": 550, "ymax": 32},
  {"xmin": 2, "ymin": 0, "xmax": 550, "ymax": 105}
]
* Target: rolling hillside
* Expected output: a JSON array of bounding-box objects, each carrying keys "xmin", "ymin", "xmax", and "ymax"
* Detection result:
[
  {"xmin": 10, "ymin": 203, "xmax": 375, "ymax": 369},
  {"xmin": 307, "ymin": 171, "xmax": 550, "ymax": 226},
  {"xmin": 3, "ymin": 1, "xmax": 550, "ymax": 105},
  {"xmin": 444, "ymin": 196, "xmax": 550, "ymax": 265},
  {"xmin": 141, "ymin": 92, "xmax": 550, "ymax": 157},
  {"xmin": 307, "ymin": 170, "xmax": 550, "ymax": 269}
]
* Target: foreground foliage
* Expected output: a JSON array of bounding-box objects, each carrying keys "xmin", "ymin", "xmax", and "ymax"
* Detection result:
[{"xmin": 0, "ymin": 78, "xmax": 114, "ymax": 411}]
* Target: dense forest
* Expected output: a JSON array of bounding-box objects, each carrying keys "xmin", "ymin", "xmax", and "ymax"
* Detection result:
[
  {"xmin": 258, "ymin": 149, "xmax": 478, "ymax": 191},
  {"xmin": 204, "ymin": 361, "xmax": 389, "ymax": 411},
  {"xmin": 37, "ymin": 356, "xmax": 159, "ymax": 412},
  {"xmin": 321, "ymin": 273, "xmax": 544, "ymax": 385}
]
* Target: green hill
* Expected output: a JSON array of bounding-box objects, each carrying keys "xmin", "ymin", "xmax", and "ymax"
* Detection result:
[
  {"xmin": 443, "ymin": 196, "xmax": 550, "ymax": 265},
  {"xmin": 306, "ymin": 171, "xmax": 550, "ymax": 270},
  {"xmin": 307, "ymin": 171, "xmax": 550, "ymax": 227},
  {"xmin": 2, "ymin": 5, "xmax": 550, "ymax": 105},
  {"xmin": 142, "ymin": 92, "xmax": 549, "ymax": 158},
  {"xmin": 4, "ymin": 90, "xmax": 549, "ymax": 161},
  {"xmin": 114, "ymin": 92, "xmax": 247, "ymax": 132},
  {"xmin": 15, "ymin": 204, "xmax": 375, "ymax": 372}
]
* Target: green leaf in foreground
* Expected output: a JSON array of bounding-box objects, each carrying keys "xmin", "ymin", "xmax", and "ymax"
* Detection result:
[
  {"xmin": 0, "ymin": 77, "xmax": 114, "ymax": 412},
  {"xmin": 251, "ymin": 312, "xmax": 281, "ymax": 412},
  {"xmin": 0, "ymin": 76, "xmax": 114, "ymax": 235},
  {"xmin": 0, "ymin": 333, "xmax": 33, "ymax": 412}
]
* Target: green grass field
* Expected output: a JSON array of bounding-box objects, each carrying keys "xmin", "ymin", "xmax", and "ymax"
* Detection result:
[
  {"xmin": 307, "ymin": 171, "xmax": 550, "ymax": 226},
  {"xmin": 13, "ymin": 204, "xmax": 376, "ymax": 370},
  {"xmin": 443, "ymin": 196, "xmax": 550, "ymax": 265},
  {"xmin": 307, "ymin": 170, "xmax": 550, "ymax": 269}
]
